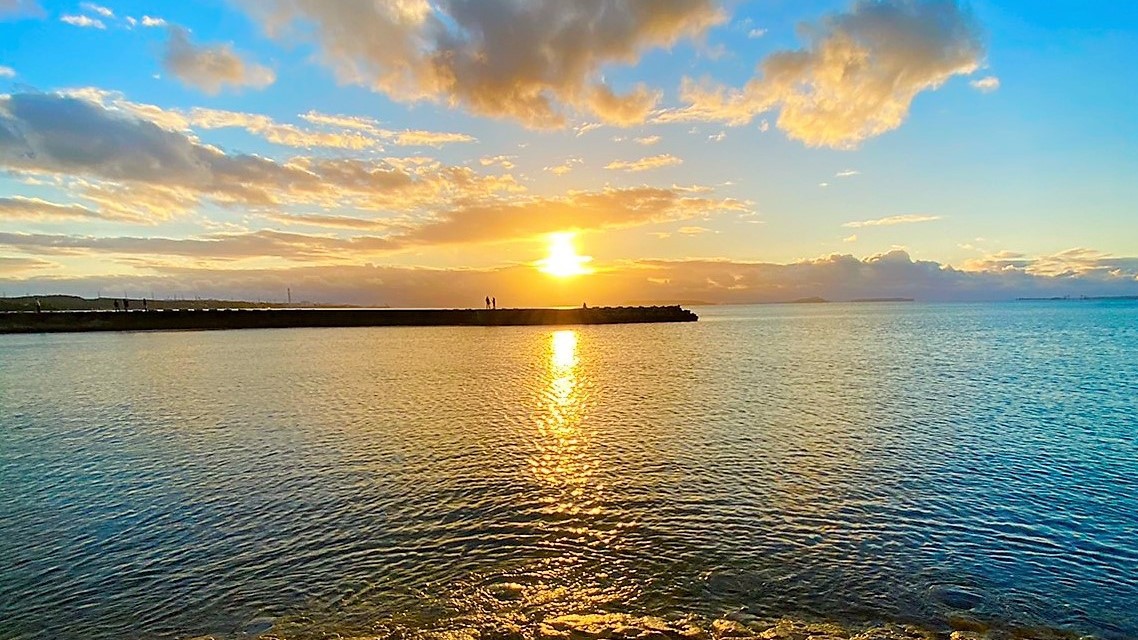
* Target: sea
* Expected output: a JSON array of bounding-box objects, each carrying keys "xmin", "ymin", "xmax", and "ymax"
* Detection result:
[{"xmin": 0, "ymin": 301, "xmax": 1135, "ymax": 640}]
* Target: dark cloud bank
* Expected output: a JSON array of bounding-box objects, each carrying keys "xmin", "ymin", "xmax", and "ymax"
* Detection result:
[{"xmin": 3, "ymin": 250, "xmax": 1135, "ymax": 307}]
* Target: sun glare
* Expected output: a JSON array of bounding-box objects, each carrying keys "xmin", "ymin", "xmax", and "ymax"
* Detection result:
[{"xmin": 538, "ymin": 233, "xmax": 593, "ymax": 278}]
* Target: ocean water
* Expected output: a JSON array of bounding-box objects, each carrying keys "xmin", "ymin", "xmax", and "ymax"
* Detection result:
[{"xmin": 0, "ymin": 302, "xmax": 1135, "ymax": 640}]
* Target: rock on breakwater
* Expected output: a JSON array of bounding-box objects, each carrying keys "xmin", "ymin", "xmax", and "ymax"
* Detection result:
[{"xmin": 0, "ymin": 306, "xmax": 698, "ymax": 334}]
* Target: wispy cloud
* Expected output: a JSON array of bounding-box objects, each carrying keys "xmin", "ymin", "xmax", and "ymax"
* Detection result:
[
  {"xmin": 0, "ymin": 196, "xmax": 121, "ymax": 221},
  {"xmin": 634, "ymin": 135, "xmax": 661, "ymax": 146},
  {"xmin": 163, "ymin": 26, "xmax": 275, "ymax": 94},
  {"xmin": 479, "ymin": 155, "xmax": 516, "ymax": 170},
  {"xmin": 575, "ymin": 122, "xmax": 603, "ymax": 137},
  {"xmin": 300, "ymin": 110, "xmax": 475, "ymax": 147},
  {"xmin": 544, "ymin": 157, "xmax": 583, "ymax": 176},
  {"xmin": 61, "ymin": 14, "xmax": 105, "ymax": 29},
  {"xmin": 606, "ymin": 154, "xmax": 683, "ymax": 172},
  {"xmin": 678, "ymin": 226, "xmax": 711, "ymax": 235},
  {"xmin": 970, "ymin": 76, "xmax": 1000, "ymax": 93},
  {"xmin": 0, "ymin": 66, "xmax": 15, "ymax": 78},
  {"xmin": 843, "ymin": 214, "xmax": 942, "ymax": 228},
  {"xmin": 835, "ymin": 169, "xmax": 860, "ymax": 178},
  {"xmin": 80, "ymin": 2, "xmax": 112, "ymax": 18}
]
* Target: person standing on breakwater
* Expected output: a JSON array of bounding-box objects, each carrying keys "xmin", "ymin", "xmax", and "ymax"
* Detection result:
[
  {"xmin": 492, "ymin": 297, "xmax": 496, "ymax": 310},
  {"xmin": 35, "ymin": 298, "xmax": 41, "ymax": 313},
  {"xmin": 114, "ymin": 300, "xmax": 120, "ymax": 311},
  {"xmin": 143, "ymin": 299, "xmax": 148, "ymax": 311},
  {"xmin": 123, "ymin": 299, "xmax": 130, "ymax": 311},
  {"xmin": 485, "ymin": 296, "xmax": 491, "ymax": 309}
]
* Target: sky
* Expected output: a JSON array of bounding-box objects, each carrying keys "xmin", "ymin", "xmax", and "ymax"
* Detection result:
[{"xmin": 0, "ymin": 0, "xmax": 1136, "ymax": 305}]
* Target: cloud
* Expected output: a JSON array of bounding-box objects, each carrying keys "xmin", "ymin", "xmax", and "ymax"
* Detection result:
[
  {"xmin": 836, "ymin": 169, "xmax": 860, "ymax": 177},
  {"xmin": 80, "ymin": 2, "xmax": 112, "ymax": 18},
  {"xmin": 0, "ymin": 229, "xmax": 401, "ymax": 263},
  {"xmin": 236, "ymin": 0, "xmax": 725, "ymax": 128},
  {"xmin": 61, "ymin": 14, "xmax": 105, "ymax": 29},
  {"xmin": 141, "ymin": 15, "xmax": 167, "ymax": 27},
  {"xmin": 400, "ymin": 187, "xmax": 745, "ymax": 246},
  {"xmin": 970, "ymin": 75, "xmax": 1000, "ymax": 93},
  {"xmin": 0, "ymin": 187, "xmax": 746, "ymax": 263},
  {"xmin": 389, "ymin": 130, "xmax": 476, "ymax": 147},
  {"xmin": 605, "ymin": 154, "xmax": 683, "ymax": 172},
  {"xmin": 634, "ymin": 135, "xmax": 661, "ymax": 146},
  {"xmin": 4, "ymin": 249, "xmax": 1135, "ymax": 307},
  {"xmin": 64, "ymin": 90, "xmax": 473, "ymax": 152},
  {"xmin": 575, "ymin": 122, "xmax": 603, "ymax": 137},
  {"xmin": 0, "ymin": 92, "xmax": 515, "ymax": 219},
  {"xmin": 298, "ymin": 110, "xmax": 475, "ymax": 147},
  {"xmin": 748, "ymin": 28, "xmax": 767, "ymax": 39},
  {"xmin": 656, "ymin": 0, "xmax": 985, "ymax": 148},
  {"xmin": 678, "ymin": 226, "xmax": 710, "ymax": 235},
  {"xmin": 259, "ymin": 212, "xmax": 398, "ymax": 232},
  {"xmin": 0, "ymin": 256, "xmax": 55, "ymax": 276},
  {"xmin": 708, "ymin": 131, "xmax": 726, "ymax": 142},
  {"xmin": 0, "ymin": 92, "xmax": 746, "ymax": 250},
  {"xmin": 163, "ymin": 26, "xmax": 275, "ymax": 94},
  {"xmin": 0, "ymin": 66, "xmax": 14, "ymax": 78},
  {"xmin": 0, "ymin": 195, "xmax": 122, "ymax": 222},
  {"xmin": 544, "ymin": 158, "xmax": 583, "ymax": 176},
  {"xmin": 966, "ymin": 247, "xmax": 1138, "ymax": 279},
  {"xmin": 479, "ymin": 155, "xmax": 515, "ymax": 170},
  {"xmin": 843, "ymin": 234, "xmax": 858, "ymax": 243},
  {"xmin": 843, "ymin": 214, "xmax": 941, "ymax": 228}
]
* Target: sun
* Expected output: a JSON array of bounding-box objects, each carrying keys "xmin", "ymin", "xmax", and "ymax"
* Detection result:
[{"xmin": 538, "ymin": 233, "xmax": 593, "ymax": 278}]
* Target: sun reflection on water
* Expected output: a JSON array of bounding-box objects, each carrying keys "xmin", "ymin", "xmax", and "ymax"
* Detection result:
[{"xmin": 532, "ymin": 330, "xmax": 600, "ymax": 517}]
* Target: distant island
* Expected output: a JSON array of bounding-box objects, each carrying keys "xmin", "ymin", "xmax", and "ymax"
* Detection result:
[
  {"xmin": 1017, "ymin": 295, "xmax": 1138, "ymax": 302},
  {"xmin": 625, "ymin": 299, "xmax": 716, "ymax": 307},
  {"xmin": 749, "ymin": 297, "xmax": 915, "ymax": 305}
]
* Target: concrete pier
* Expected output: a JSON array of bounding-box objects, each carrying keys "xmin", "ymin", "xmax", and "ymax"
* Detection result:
[{"xmin": 0, "ymin": 306, "xmax": 698, "ymax": 334}]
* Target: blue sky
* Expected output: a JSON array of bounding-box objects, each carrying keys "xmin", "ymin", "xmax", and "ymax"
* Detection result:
[{"xmin": 0, "ymin": 0, "xmax": 1135, "ymax": 304}]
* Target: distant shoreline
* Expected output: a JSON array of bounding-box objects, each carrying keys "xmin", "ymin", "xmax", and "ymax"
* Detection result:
[{"xmin": 1016, "ymin": 295, "xmax": 1138, "ymax": 301}]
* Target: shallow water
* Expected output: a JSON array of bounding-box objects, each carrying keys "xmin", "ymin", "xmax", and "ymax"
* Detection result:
[{"xmin": 0, "ymin": 302, "xmax": 1135, "ymax": 640}]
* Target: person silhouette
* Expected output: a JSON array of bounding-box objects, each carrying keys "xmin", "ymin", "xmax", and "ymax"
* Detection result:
[
  {"xmin": 485, "ymin": 296, "xmax": 490, "ymax": 309},
  {"xmin": 114, "ymin": 299, "xmax": 120, "ymax": 311},
  {"xmin": 492, "ymin": 297, "xmax": 496, "ymax": 310}
]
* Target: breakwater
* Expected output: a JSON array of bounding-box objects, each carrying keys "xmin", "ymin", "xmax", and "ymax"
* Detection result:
[{"xmin": 0, "ymin": 306, "xmax": 698, "ymax": 334}]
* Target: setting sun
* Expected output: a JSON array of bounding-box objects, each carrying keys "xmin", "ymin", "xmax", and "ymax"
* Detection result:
[{"xmin": 538, "ymin": 233, "xmax": 593, "ymax": 278}]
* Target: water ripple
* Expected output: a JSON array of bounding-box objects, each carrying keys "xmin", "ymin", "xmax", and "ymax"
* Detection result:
[{"xmin": 0, "ymin": 303, "xmax": 1136, "ymax": 640}]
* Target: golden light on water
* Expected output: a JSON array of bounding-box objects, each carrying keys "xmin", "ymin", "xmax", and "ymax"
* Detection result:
[
  {"xmin": 532, "ymin": 330, "xmax": 601, "ymax": 517},
  {"xmin": 551, "ymin": 330, "xmax": 578, "ymax": 370},
  {"xmin": 537, "ymin": 233, "xmax": 593, "ymax": 278}
]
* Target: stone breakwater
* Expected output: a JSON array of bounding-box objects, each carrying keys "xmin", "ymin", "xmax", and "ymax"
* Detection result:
[{"xmin": 0, "ymin": 306, "xmax": 698, "ymax": 334}]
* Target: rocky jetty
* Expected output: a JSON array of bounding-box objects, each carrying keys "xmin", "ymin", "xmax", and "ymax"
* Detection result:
[{"xmin": 0, "ymin": 306, "xmax": 698, "ymax": 334}]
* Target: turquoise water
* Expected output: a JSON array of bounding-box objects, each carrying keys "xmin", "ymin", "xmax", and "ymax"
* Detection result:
[{"xmin": 0, "ymin": 302, "xmax": 1135, "ymax": 639}]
